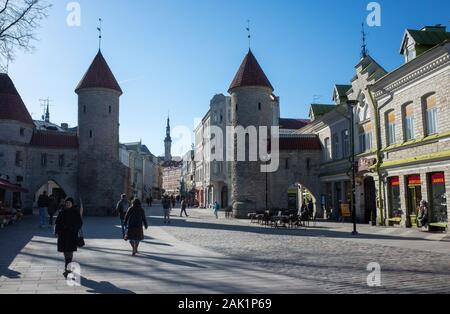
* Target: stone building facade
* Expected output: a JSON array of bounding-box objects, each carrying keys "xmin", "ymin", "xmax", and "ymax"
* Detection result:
[
  {"xmin": 372, "ymin": 27, "xmax": 450, "ymax": 228},
  {"xmin": 0, "ymin": 50, "xmax": 128, "ymax": 216}
]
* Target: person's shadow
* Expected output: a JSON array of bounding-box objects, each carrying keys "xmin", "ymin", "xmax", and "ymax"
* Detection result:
[{"xmin": 81, "ymin": 277, "xmax": 135, "ymax": 294}]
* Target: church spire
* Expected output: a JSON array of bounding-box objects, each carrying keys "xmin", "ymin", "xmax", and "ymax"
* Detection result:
[
  {"xmin": 361, "ymin": 22, "xmax": 368, "ymax": 59},
  {"xmin": 164, "ymin": 114, "xmax": 172, "ymax": 162}
]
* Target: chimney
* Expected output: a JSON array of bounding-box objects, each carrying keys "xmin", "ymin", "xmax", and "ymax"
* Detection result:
[
  {"xmin": 61, "ymin": 123, "xmax": 69, "ymax": 130},
  {"xmin": 421, "ymin": 24, "xmax": 446, "ymax": 32}
]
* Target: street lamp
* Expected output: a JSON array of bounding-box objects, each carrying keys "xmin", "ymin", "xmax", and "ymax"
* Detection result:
[
  {"xmin": 348, "ymin": 100, "xmax": 359, "ymax": 236},
  {"xmin": 262, "ymin": 154, "xmax": 271, "ymax": 212}
]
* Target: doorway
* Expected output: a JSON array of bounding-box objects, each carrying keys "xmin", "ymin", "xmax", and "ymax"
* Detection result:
[
  {"xmin": 364, "ymin": 177, "xmax": 377, "ymax": 224},
  {"xmin": 35, "ymin": 180, "xmax": 67, "ymax": 205},
  {"xmin": 221, "ymin": 186, "xmax": 228, "ymax": 209},
  {"xmin": 407, "ymin": 186, "xmax": 422, "ymax": 227}
]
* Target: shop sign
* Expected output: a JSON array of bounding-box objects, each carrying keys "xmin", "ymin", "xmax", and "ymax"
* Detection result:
[
  {"xmin": 431, "ymin": 173, "xmax": 445, "ymax": 185},
  {"xmin": 408, "ymin": 175, "xmax": 421, "ymax": 187},
  {"xmin": 390, "ymin": 177, "xmax": 400, "ymax": 187}
]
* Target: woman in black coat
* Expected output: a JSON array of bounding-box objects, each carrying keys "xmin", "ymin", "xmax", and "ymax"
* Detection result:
[
  {"xmin": 55, "ymin": 197, "xmax": 83, "ymax": 278},
  {"xmin": 124, "ymin": 199, "xmax": 148, "ymax": 256}
]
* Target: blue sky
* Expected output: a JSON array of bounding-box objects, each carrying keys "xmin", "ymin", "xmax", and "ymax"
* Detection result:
[{"xmin": 8, "ymin": 0, "xmax": 450, "ymax": 156}]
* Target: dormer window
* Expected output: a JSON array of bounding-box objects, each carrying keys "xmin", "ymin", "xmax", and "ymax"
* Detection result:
[{"xmin": 405, "ymin": 46, "xmax": 416, "ymax": 63}]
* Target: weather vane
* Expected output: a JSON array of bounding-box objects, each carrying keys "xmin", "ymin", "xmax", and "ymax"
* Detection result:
[
  {"xmin": 97, "ymin": 18, "xmax": 102, "ymax": 51},
  {"xmin": 246, "ymin": 20, "xmax": 251, "ymax": 49}
]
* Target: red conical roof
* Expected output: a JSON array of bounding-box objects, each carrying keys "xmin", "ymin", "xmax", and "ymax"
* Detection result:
[
  {"xmin": 75, "ymin": 51, "xmax": 122, "ymax": 94},
  {"xmin": 229, "ymin": 49, "xmax": 274, "ymax": 92},
  {"xmin": 0, "ymin": 73, "xmax": 34, "ymax": 126}
]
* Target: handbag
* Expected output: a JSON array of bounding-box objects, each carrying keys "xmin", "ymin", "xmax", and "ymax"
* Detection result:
[{"xmin": 77, "ymin": 229, "xmax": 85, "ymax": 248}]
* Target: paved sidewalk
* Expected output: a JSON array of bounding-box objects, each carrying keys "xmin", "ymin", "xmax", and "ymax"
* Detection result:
[{"xmin": 0, "ymin": 208, "xmax": 324, "ymax": 294}]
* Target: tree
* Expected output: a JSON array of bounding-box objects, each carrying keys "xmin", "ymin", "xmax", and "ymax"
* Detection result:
[{"xmin": 0, "ymin": 0, "xmax": 51, "ymax": 65}]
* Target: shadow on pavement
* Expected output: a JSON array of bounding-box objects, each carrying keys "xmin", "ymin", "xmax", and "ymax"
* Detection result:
[
  {"xmin": 0, "ymin": 214, "xmax": 54, "ymax": 279},
  {"xmin": 81, "ymin": 277, "xmax": 135, "ymax": 294},
  {"xmin": 148, "ymin": 213, "xmax": 434, "ymax": 243}
]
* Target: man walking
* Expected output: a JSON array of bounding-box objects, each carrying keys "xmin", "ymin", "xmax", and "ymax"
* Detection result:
[
  {"xmin": 162, "ymin": 196, "xmax": 171, "ymax": 224},
  {"xmin": 37, "ymin": 191, "xmax": 50, "ymax": 228},
  {"xmin": 180, "ymin": 197, "xmax": 189, "ymax": 217},
  {"xmin": 116, "ymin": 194, "xmax": 130, "ymax": 239}
]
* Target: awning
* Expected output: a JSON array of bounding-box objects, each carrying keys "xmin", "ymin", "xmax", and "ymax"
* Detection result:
[{"xmin": 0, "ymin": 180, "xmax": 28, "ymax": 193}]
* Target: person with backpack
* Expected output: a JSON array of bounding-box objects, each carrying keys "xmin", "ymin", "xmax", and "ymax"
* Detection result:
[
  {"xmin": 213, "ymin": 201, "xmax": 220, "ymax": 219},
  {"xmin": 116, "ymin": 194, "xmax": 129, "ymax": 238}
]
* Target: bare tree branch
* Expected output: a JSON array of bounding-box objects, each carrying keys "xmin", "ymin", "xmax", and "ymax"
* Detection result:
[{"xmin": 0, "ymin": 0, "xmax": 51, "ymax": 64}]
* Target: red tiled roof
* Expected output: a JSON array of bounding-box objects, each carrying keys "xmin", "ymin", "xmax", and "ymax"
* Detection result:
[
  {"xmin": 279, "ymin": 118, "xmax": 311, "ymax": 130},
  {"xmin": 229, "ymin": 49, "xmax": 274, "ymax": 92},
  {"xmin": 75, "ymin": 51, "xmax": 123, "ymax": 94},
  {"xmin": 279, "ymin": 137, "xmax": 321, "ymax": 151},
  {"xmin": 0, "ymin": 73, "xmax": 34, "ymax": 126},
  {"xmin": 30, "ymin": 131, "xmax": 79, "ymax": 149}
]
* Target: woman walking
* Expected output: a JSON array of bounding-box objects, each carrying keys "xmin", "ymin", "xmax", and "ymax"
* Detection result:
[
  {"xmin": 54, "ymin": 197, "xmax": 83, "ymax": 278},
  {"xmin": 124, "ymin": 199, "xmax": 148, "ymax": 256}
]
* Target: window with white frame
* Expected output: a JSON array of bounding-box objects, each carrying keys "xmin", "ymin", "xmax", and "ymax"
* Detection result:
[
  {"xmin": 425, "ymin": 94, "xmax": 438, "ymax": 136},
  {"xmin": 332, "ymin": 133, "xmax": 340, "ymax": 160},
  {"xmin": 404, "ymin": 103, "xmax": 415, "ymax": 141},
  {"xmin": 342, "ymin": 130, "xmax": 349, "ymax": 158},
  {"xmin": 324, "ymin": 137, "xmax": 331, "ymax": 161},
  {"xmin": 386, "ymin": 110, "xmax": 396, "ymax": 146}
]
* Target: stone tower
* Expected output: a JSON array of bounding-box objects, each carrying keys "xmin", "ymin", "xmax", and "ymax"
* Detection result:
[
  {"xmin": 228, "ymin": 49, "xmax": 278, "ymax": 218},
  {"xmin": 164, "ymin": 116, "xmax": 172, "ymax": 161},
  {"xmin": 75, "ymin": 50, "xmax": 124, "ymax": 215}
]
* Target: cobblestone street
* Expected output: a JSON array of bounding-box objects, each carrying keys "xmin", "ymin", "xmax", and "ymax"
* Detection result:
[{"xmin": 0, "ymin": 204, "xmax": 449, "ymax": 294}]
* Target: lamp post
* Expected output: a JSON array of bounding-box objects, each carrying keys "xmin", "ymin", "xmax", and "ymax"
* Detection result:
[
  {"xmin": 348, "ymin": 100, "xmax": 359, "ymax": 236},
  {"xmin": 262, "ymin": 154, "xmax": 271, "ymax": 212}
]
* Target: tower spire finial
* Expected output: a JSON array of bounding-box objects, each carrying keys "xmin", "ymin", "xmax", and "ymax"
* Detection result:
[
  {"xmin": 39, "ymin": 97, "xmax": 51, "ymax": 122},
  {"xmin": 361, "ymin": 22, "xmax": 368, "ymax": 59},
  {"xmin": 246, "ymin": 20, "xmax": 251, "ymax": 50},
  {"xmin": 97, "ymin": 18, "xmax": 102, "ymax": 51}
]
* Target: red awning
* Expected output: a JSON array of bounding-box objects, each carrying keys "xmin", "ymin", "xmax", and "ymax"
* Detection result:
[{"xmin": 0, "ymin": 180, "xmax": 28, "ymax": 193}]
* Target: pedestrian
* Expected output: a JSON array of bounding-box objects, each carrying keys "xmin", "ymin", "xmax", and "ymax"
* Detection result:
[
  {"xmin": 180, "ymin": 197, "xmax": 189, "ymax": 217},
  {"xmin": 162, "ymin": 196, "xmax": 171, "ymax": 224},
  {"xmin": 54, "ymin": 197, "xmax": 83, "ymax": 278},
  {"xmin": 146, "ymin": 197, "xmax": 151, "ymax": 207},
  {"xmin": 308, "ymin": 200, "xmax": 314, "ymax": 219},
  {"xmin": 115, "ymin": 194, "xmax": 129, "ymax": 239},
  {"xmin": 149, "ymin": 196, "xmax": 153, "ymax": 207},
  {"xmin": 37, "ymin": 191, "xmax": 50, "ymax": 228},
  {"xmin": 213, "ymin": 201, "xmax": 220, "ymax": 219},
  {"xmin": 418, "ymin": 200, "xmax": 429, "ymax": 229},
  {"xmin": 171, "ymin": 196, "xmax": 176, "ymax": 209},
  {"xmin": 124, "ymin": 199, "xmax": 148, "ymax": 256},
  {"xmin": 47, "ymin": 195, "xmax": 58, "ymax": 226}
]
